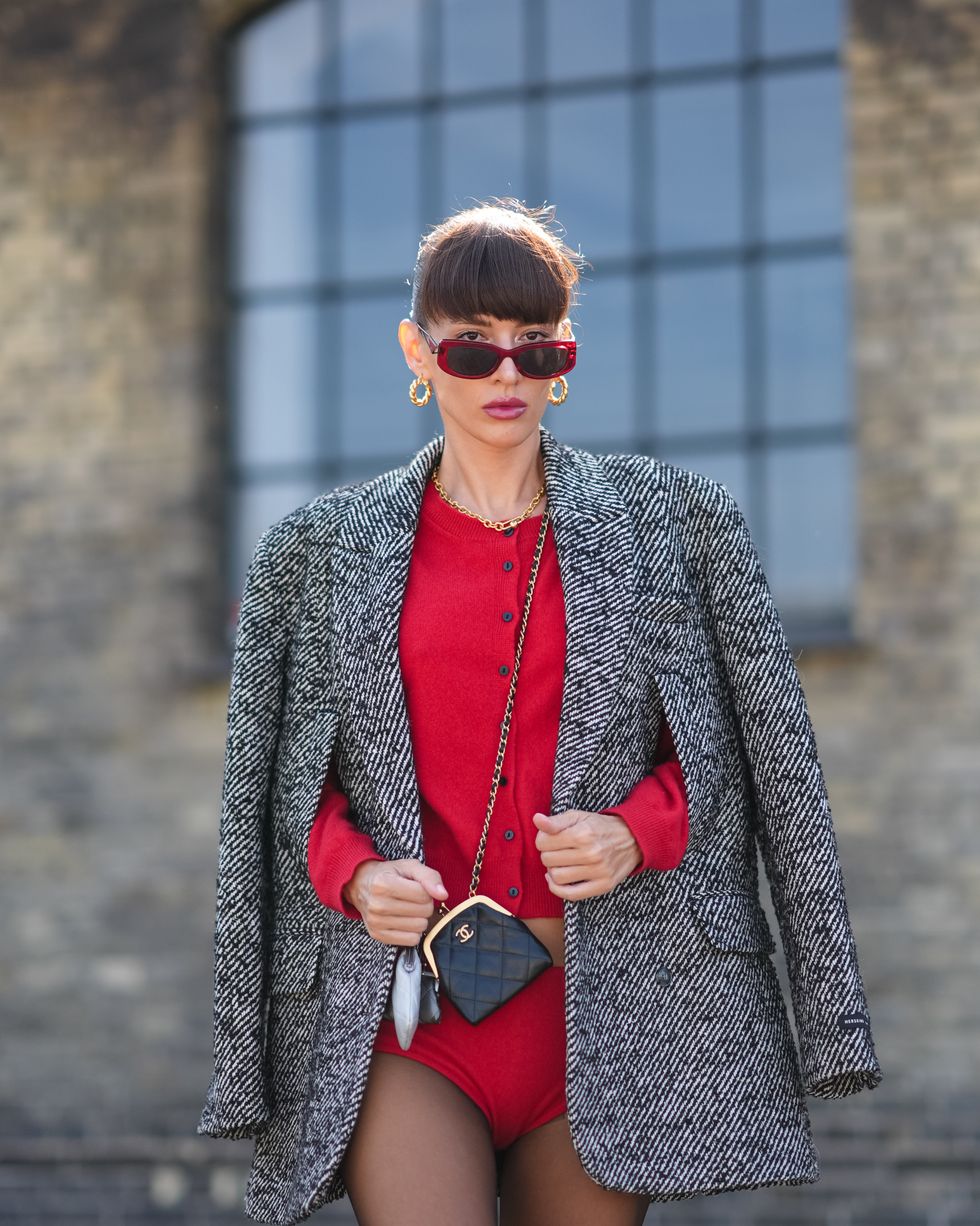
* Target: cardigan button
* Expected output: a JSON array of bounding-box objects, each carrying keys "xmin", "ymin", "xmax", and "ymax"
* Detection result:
[
  {"xmin": 499, "ymin": 775, "xmax": 508, "ymax": 786},
  {"xmin": 502, "ymin": 611, "xmax": 513, "ymax": 622},
  {"xmin": 508, "ymin": 886, "xmax": 519, "ymax": 898},
  {"xmin": 504, "ymin": 829, "xmax": 515, "ymax": 840},
  {"xmin": 499, "ymin": 664, "xmax": 509, "ymax": 676},
  {"xmin": 503, "ymin": 527, "xmax": 515, "ymax": 537},
  {"xmin": 503, "ymin": 560, "xmax": 514, "ymax": 571}
]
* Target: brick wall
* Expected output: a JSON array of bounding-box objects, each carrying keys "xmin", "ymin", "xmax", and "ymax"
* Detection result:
[{"xmin": 0, "ymin": 0, "xmax": 242, "ymax": 1216}]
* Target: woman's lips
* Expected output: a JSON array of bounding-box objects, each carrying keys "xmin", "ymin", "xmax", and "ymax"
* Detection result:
[{"xmin": 483, "ymin": 400, "xmax": 527, "ymax": 419}]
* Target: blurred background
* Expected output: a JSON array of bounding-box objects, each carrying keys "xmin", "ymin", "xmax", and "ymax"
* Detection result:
[{"xmin": 1, "ymin": 0, "xmax": 978, "ymax": 1222}]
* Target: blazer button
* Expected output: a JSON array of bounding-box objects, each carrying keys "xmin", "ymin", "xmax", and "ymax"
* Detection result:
[{"xmin": 655, "ymin": 967, "xmax": 671, "ymax": 987}]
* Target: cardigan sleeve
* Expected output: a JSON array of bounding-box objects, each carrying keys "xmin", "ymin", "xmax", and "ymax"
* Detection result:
[
  {"xmin": 307, "ymin": 759, "xmax": 386, "ymax": 921},
  {"xmin": 599, "ymin": 717, "xmax": 689, "ymax": 873}
]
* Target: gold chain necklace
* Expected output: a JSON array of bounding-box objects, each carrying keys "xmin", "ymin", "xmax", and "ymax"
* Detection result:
[{"xmin": 431, "ymin": 465, "xmax": 546, "ymax": 532}]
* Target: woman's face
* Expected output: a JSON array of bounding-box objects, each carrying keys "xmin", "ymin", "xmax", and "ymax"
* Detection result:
[{"xmin": 397, "ymin": 312, "xmax": 574, "ymax": 449}]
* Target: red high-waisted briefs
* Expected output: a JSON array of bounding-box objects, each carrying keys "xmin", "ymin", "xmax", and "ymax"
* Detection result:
[{"xmin": 371, "ymin": 964, "xmax": 567, "ymax": 1152}]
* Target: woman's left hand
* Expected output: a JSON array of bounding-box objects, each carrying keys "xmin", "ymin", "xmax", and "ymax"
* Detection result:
[{"xmin": 533, "ymin": 809, "xmax": 641, "ymax": 900}]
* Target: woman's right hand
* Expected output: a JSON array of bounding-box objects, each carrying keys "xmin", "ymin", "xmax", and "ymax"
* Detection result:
[{"xmin": 342, "ymin": 859, "xmax": 448, "ymax": 945}]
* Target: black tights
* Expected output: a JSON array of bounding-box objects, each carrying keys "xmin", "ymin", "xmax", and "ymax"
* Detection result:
[{"xmin": 340, "ymin": 1051, "xmax": 649, "ymax": 1226}]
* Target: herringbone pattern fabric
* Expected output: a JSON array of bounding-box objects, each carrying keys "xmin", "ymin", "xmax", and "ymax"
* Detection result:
[{"xmin": 196, "ymin": 426, "xmax": 882, "ymax": 1224}]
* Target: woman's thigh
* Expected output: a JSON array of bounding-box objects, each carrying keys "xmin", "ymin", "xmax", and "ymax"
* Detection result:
[
  {"xmin": 497, "ymin": 1111, "xmax": 648, "ymax": 1226},
  {"xmin": 340, "ymin": 1050, "xmax": 499, "ymax": 1226}
]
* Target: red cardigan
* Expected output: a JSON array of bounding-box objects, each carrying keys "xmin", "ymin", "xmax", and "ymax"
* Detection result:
[{"xmin": 307, "ymin": 476, "xmax": 689, "ymax": 922}]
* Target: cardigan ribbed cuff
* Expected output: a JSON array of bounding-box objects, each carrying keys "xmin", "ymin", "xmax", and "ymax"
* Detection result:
[
  {"xmin": 307, "ymin": 774, "xmax": 385, "ymax": 921},
  {"xmin": 600, "ymin": 758, "xmax": 689, "ymax": 874}
]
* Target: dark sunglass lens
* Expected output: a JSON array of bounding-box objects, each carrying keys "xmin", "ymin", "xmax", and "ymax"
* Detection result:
[
  {"xmin": 517, "ymin": 345, "xmax": 567, "ymax": 378},
  {"xmin": 446, "ymin": 345, "xmax": 498, "ymax": 377}
]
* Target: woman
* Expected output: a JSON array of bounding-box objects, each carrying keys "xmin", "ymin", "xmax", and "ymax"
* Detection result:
[
  {"xmin": 198, "ymin": 198, "xmax": 882, "ymax": 1226},
  {"xmin": 306, "ymin": 199, "xmax": 687, "ymax": 1226}
]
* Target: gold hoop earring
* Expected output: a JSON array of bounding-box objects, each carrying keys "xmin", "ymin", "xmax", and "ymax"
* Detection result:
[
  {"xmin": 409, "ymin": 375, "xmax": 432, "ymax": 407},
  {"xmin": 547, "ymin": 376, "xmax": 569, "ymax": 405}
]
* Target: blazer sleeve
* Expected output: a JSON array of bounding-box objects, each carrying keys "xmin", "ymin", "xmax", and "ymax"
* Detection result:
[
  {"xmin": 197, "ymin": 513, "xmax": 307, "ymax": 1141},
  {"xmin": 308, "ymin": 760, "xmax": 386, "ymax": 920},
  {"xmin": 600, "ymin": 718, "xmax": 689, "ymax": 873},
  {"xmin": 698, "ymin": 483, "xmax": 883, "ymax": 1100}
]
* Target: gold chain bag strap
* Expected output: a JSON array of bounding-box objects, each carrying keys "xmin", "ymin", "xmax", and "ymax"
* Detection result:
[
  {"xmin": 416, "ymin": 505, "xmax": 555, "ymax": 1025},
  {"xmin": 381, "ymin": 504, "xmax": 553, "ymax": 1040}
]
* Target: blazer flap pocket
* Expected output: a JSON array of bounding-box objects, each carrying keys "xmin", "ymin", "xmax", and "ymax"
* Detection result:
[
  {"xmin": 635, "ymin": 592, "xmax": 696, "ymax": 622},
  {"xmin": 690, "ymin": 891, "xmax": 776, "ymax": 954},
  {"xmin": 270, "ymin": 927, "xmax": 325, "ymax": 995}
]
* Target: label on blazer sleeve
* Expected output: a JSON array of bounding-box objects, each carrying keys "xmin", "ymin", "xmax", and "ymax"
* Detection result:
[{"xmin": 837, "ymin": 1009, "xmax": 871, "ymax": 1034}]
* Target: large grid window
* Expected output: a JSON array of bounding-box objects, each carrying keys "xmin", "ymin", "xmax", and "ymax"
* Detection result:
[{"xmin": 227, "ymin": 0, "xmax": 851, "ymax": 642}]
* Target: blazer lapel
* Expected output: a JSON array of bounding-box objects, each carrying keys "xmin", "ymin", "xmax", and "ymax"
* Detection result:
[
  {"xmin": 539, "ymin": 432, "xmax": 636, "ymax": 816},
  {"xmin": 328, "ymin": 425, "xmax": 636, "ymax": 861}
]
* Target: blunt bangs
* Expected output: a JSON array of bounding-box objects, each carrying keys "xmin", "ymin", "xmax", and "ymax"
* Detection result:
[{"xmin": 410, "ymin": 197, "xmax": 590, "ymax": 334}]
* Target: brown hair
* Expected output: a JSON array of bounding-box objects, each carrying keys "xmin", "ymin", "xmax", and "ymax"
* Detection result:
[{"xmin": 409, "ymin": 196, "xmax": 591, "ymax": 334}]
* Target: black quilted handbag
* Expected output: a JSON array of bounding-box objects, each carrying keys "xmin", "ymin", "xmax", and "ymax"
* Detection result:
[
  {"xmin": 421, "ymin": 895, "xmax": 553, "ymax": 1024},
  {"xmin": 397, "ymin": 500, "xmax": 554, "ymax": 1027}
]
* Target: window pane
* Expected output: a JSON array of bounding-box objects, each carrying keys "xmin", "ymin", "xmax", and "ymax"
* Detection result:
[
  {"xmin": 653, "ymin": 265, "xmax": 744, "ymax": 438},
  {"xmin": 231, "ymin": 0, "xmax": 326, "ymax": 117},
  {"xmin": 766, "ymin": 442, "xmax": 853, "ymax": 619},
  {"xmin": 339, "ymin": 296, "xmax": 421, "ymax": 462},
  {"xmin": 442, "ymin": 102, "xmax": 527, "ymax": 217},
  {"xmin": 545, "ymin": 0, "xmax": 631, "ymax": 81},
  {"xmin": 340, "ymin": 114, "xmax": 421, "ymax": 280},
  {"xmin": 764, "ymin": 255, "xmax": 850, "ymax": 428},
  {"xmin": 339, "ymin": 0, "xmax": 422, "ymax": 102},
  {"xmin": 443, "ymin": 0, "xmax": 523, "ymax": 93},
  {"xmin": 232, "ymin": 126, "xmax": 321, "ymax": 291},
  {"xmin": 225, "ymin": 0, "xmax": 854, "ymax": 636},
  {"xmin": 652, "ymin": 0, "xmax": 741, "ymax": 69},
  {"xmin": 234, "ymin": 303, "xmax": 320, "ymax": 469},
  {"xmin": 656, "ymin": 448, "xmax": 751, "ymax": 517},
  {"xmin": 233, "ymin": 476, "xmax": 321, "ymax": 602},
  {"xmin": 762, "ymin": 67, "xmax": 845, "ymax": 241},
  {"xmin": 547, "ymin": 91, "xmax": 632, "ymax": 261},
  {"xmin": 760, "ymin": 0, "xmax": 843, "ymax": 57},
  {"xmin": 653, "ymin": 80, "xmax": 743, "ymax": 251},
  {"xmin": 558, "ymin": 275, "xmax": 633, "ymax": 448}
]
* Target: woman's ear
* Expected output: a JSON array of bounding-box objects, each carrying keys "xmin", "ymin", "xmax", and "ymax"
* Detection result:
[{"xmin": 398, "ymin": 318, "xmax": 426, "ymax": 373}]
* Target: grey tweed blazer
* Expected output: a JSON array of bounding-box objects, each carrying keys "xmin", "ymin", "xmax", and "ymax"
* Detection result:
[{"xmin": 197, "ymin": 425, "xmax": 882, "ymax": 1224}]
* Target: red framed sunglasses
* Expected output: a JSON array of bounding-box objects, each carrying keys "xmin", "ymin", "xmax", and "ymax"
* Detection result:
[{"xmin": 417, "ymin": 324, "xmax": 577, "ymax": 380}]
